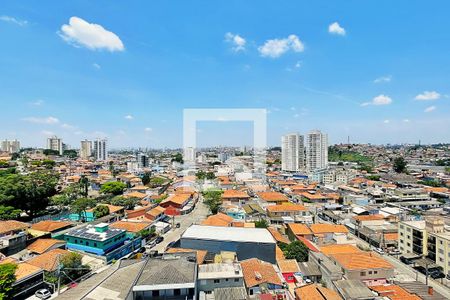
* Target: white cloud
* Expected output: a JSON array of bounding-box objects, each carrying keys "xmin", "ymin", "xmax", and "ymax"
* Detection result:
[
  {"xmin": 0, "ymin": 15, "xmax": 28, "ymax": 26},
  {"xmin": 424, "ymin": 106, "xmax": 436, "ymax": 113},
  {"xmin": 361, "ymin": 94, "xmax": 392, "ymax": 106},
  {"xmin": 22, "ymin": 116, "xmax": 60, "ymax": 124},
  {"xmin": 61, "ymin": 123, "xmax": 77, "ymax": 130},
  {"xmin": 374, "ymin": 75, "xmax": 392, "ymax": 83},
  {"xmin": 383, "ymin": 119, "xmax": 390, "ymax": 124},
  {"xmin": 41, "ymin": 130, "xmax": 55, "ymax": 136},
  {"xmin": 225, "ymin": 32, "xmax": 246, "ymax": 52},
  {"xmin": 328, "ymin": 22, "xmax": 346, "ymax": 36},
  {"xmin": 258, "ymin": 34, "xmax": 304, "ymax": 58},
  {"xmin": 144, "ymin": 127, "xmax": 153, "ymax": 132},
  {"xmin": 93, "ymin": 63, "xmax": 101, "ymax": 69},
  {"xmin": 415, "ymin": 91, "xmax": 441, "ymax": 101},
  {"xmin": 295, "ymin": 61, "xmax": 302, "ymax": 68},
  {"xmin": 29, "ymin": 99, "xmax": 44, "ymax": 106},
  {"xmin": 59, "ymin": 16, "xmax": 124, "ymax": 51},
  {"xmin": 403, "ymin": 119, "xmax": 410, "ymax": 123},
  {"xmin": 124, "ymin": 115, "xmax": 134, "ymax": 120}
]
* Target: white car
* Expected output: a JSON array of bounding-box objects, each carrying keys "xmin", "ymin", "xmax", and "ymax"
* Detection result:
[
  {"xmin": 373, "ymin": 247, "xmax": 385, "ymax": 255},
  {"xmin": 35, "ymin": 289, "xmax": 52, "ymax": 299}
]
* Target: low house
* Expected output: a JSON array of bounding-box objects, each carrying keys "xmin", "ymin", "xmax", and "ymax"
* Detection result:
[
  {"xmin": 201, "ymin": 213, "xmax": 233, "ymax": 227},
  {"xmin": 286, "ymin": 223, "xmax": 313, "ymax": 241},
  {"xmin": 197, "ymin": 263, "xmax": 244, "ymax": 293},
  {"xmin": 295, "ymin": 283, "xmax": 342, "ymax": 300},
  {"xmin": 27, "ymin": 238, "xmax": 66, "ymax": 255},
  {"xmin": 221, "ymin": 190, "xmax": 250, "ymax": 205},
  {"xmin": 68, "ymin": 204, "xmax": 124, "ymax": 222},
  {"xmin": 329, "ymin": 251, "xmax": 394, "ymax": 286},
  {"xmin": 257, "ymin": 192, "xmax": 289, "ymax": 205},
  {"xmin": 240, "ymin": 258, "xmax": 284, "ymax": 296},
  {"xmin": 27, "ymin": 248, "xmax": 70, "ymax": 272},
  {"xmin": 160, "ymin": 193, "xmax": 192, "ymax": 209},
  {"xmin": 0, "ymin": 258, "xmax": 44, "ymax": 299},
  {"xmin": 277, "ymin": 259, "xmax": 300, "ymax": 283},
  {"xmin": 132, "ymin": 252, "xmax": 197, "ymax": 299},
  {"xmin": 63, "ymin": 223, "xmax": 127, "ymax": 255},
  {"xmin": 110, "ymin": 221, "xmax": 152, "ymax": 238},
  {"xmin": 266, "ymin": 203, "xmax": 310, "ymax": 224},
  {"xmin": 309, "ymin": 224, "xmax": 348, "ymax": 244},
  {"xmin": 166, "ymin": 248, "xmax": 208, "ymax": 264},
  {"xmin": 0, "ymin": 220, "xmax": 29, "ymax": 255},
  {"xmin": 30, "ymin": 220, "xmax": 73, "ymax": 235}
]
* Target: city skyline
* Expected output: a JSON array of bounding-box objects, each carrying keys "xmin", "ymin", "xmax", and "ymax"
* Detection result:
[{"xmin": 1, "ymin": 1, "xmax": 450, "ymax": 148}]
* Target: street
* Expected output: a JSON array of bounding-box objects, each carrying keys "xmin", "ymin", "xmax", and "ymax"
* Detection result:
[{"xmin": 153, "ymin": 200, "xmax": 209, "ymax": 252}]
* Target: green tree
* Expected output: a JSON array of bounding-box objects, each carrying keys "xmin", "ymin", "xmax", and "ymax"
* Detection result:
[
  {"xmin": 71, "ymin": 198, "xmax": 95, "ymax": 222},
  {"xmin": 254, "ymin": 219, "xmax": 269, "ymax": 228},
  {"xmin": 79, "ymin": 175, "xmax": 89, "ymax": 197},
  {"xmin": 141, "ymin": 173, "xmax": 151, "ymax": 186},
  {"xmin": 206, "ymin": 172, "xmax": 216, "ymax": 180},
  {"xmin": 60, "ymin": 252, "xmax": 91, "ymax": 283},
  {"xmin": 93, "ymin": 205, "xmax": 110, "ymax": 219},
  {"xmin": 279, "ymin": 240, "xmax": 309, "ymax": 262},
  {"xmin": 107, "ymin": 196, "xmax": 140, "ymax": 210},
  {"xmin": 393, "ymin": 156, "xmax": 407, "ymax": 173},
  {"xmin": 63, "ymin": 150, "xmax": 77, "ymax": 159},
  {"xmin": 196, "ymin": 170, "xmax": 206, "ymax": 180},
  {"xmin": 0, "ymin": 206, "xmax": 22, "ymax": 220},
  {"xmin": 43, "ymin": 149, "xmax": 60, "ymax": 156},
  {"xmin": 0, "ymin": 161, "xmax": 9, "ymax": 168},
  {"xmin": 171, "ymin": 153, "xmax": 183, "ymax": 163},
  {"xmin": 42, "ymin": 159, "xmax": 56, "ymax": 169},
  {"xmin": 149, "ymin": 177, "xmax": 165, "ymax": 187},
  {"xmin": 100, "ymin": 181, "xmax": 126, "ymax": 195},
  {"xmin": 203, "ymin": 190, "xmax": 223, "ymax": 214},
  {"xmin": 0, "ymin": 263, "xmax": 17, "ymax": 299},
  {"xmin": 137, "ymin": 227, "xmax": 155, "ymax": 239}
]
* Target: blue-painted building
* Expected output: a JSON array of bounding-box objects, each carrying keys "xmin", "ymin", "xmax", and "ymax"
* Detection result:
[{"xmin": 63, "ymin": 223, "xmax": 127, "ymax": 255}]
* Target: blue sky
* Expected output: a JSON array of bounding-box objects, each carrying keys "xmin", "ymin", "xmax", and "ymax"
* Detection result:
[{"xmin": 1, "ymin": 0, "xmax": 449, "ymax": 148}]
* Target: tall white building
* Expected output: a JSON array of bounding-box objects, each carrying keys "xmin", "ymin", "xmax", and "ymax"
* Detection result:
[
  {"xmin": 137, "ymin": 153, "xmax": 149, "ymax": 168},
  {"xmin": 80, "ymin": 140, "xmax": 92, "ymax": 159},
  {"xmin": 184, "ymin": 147, "xmax": 196, "ymax": 164},
  {"xmin": 93, "ymin": 139, "xmax": 108, "ymax": 161},
  {"xmin": 306, "ymin": 130, "xmax": 328, "ymax": 171},
  {"xmin": 281, "ymin": 133, "xmax": 305, "ymax": 172},
  {"xmin": 46, "ymin": 136, "xmax": 63, "ymax": 155},
  {"xmin": 1, "ymin": 139, "xmax": 20, "ymax": 153}
]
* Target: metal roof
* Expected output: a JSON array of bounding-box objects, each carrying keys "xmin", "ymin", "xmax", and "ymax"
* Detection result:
[{"xmin": 182, "ymin": 225, "xmax": 276, "ymax": 244}]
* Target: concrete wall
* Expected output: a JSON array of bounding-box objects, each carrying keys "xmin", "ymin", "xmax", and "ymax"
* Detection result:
[{"xmin": 198, "ymin": 277, "xmax": 244, "ymax": 292}]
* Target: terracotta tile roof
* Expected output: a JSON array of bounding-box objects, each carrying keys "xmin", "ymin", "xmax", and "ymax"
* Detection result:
[
  {"xmin": 27, "ymin": 248, "xmax": 70, "ymax": 272},
  {"xmin": 299, "ymin": 192, "xmax": 329, "ymax": 200},
  {"xmin": 0, "ymin": 258, "xmax": 42, "ymax": 281},
  {"xmin": 86, "ymin": 204, "xmax": 124, "ymax": 214},
  {"xmin": 370, "ymin": 284, "xmax": 421, "ymax": 300},
  {"xmin": 278, "ymin": 259, "xmax": 300, "ymax": 273},
  {"xmin": 276, "ymin": 245, "xmax": 285, "ymax": 261},
  {"xmin": 0, "ymin": 220, "xmax": 29, "ymax": 235},
  {"xmin": 257, "ymin": 192, "xmax": 289, "ymax": 202},
  {"xmin": 240, "ymin": 258, "xmax": 283, "ymax": 288},
  {"xmin": 130, "ymin": 185, "xmax": 149, "ymax": 190},
  {"xmin": 266, "ymin": 203, "xmax": 306, "ymax": 213},
  {"xmin": 384, "ymin": 233, "xmax": 398, "ymax": 241},
  {"xmin": 161, "ymin": 193, "xmax": 191, "ymax": 205},
  {"xmin": 330, "ymin": 252, "xmax": 393, "ymax": 271},
  {"xmin": 353, "ymin": 214, "xmax": 385, "ymax": 222},
  {"xmin": 124, "ymin": 191, "xmax": 147, "ymax": 199},
  {"xmin": 27, "ymin": 238, "xmax": 65, "ymax": 254},
  {"xmin": 222, "ymin": 189, "xmax": 250, "ymax": 199},
  {"xmin": 267, "ymin": 227, "xmax": 290, "ymax": 244},
  {"xmin": 319, "ymin": 244, "xmax": 361, "ymax": 256},
  {"xmin": 201, "ymin": 213, "xmax": 233, "ymax": 227},
  {"xmin": 147, "ymin": 206, "xmax": 166, "ymax": 217},
  {"xmin": 295, "ymin": 283, "xmax": 342, "ymax": 300},
  {"xmin": 297, "ymin": 237, "xmax": 320, "ymax": 252},
  {"xmin": 166, "ymin": 248, "xmax": 207, "ymax": 264},
  {"xmin": 309, "ymin": 224, "xmax": 348, "ymax": 234},
  {"xmin": 110, "ymin": 221, "xmax": 151, "ymax": 233},
  {"xmin": 31, "ymin": 220, "xmax": 72, "ymax": 233},
  {"xmin": 287, "ymin": 223, "xmax": 312, "ymax": 236},
  {"xmin": 423, "ymin": 187, "xmax": 448, "ymax": 193}
]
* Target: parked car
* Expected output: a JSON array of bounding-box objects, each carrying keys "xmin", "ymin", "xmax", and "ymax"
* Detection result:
[
  {"xmin": 429, "ymin": 270, "xmax": 445, "ymax": 279},
  {"xmin": 373, "ymin": 247, "xmax": 384, "ymax": 255},
  {"xmin": 176, "ymin": 222, "xmax": 181, "ymax": 228},
  {"xmin": 400, "ymin": 256, "xmax": 413, "ymax": 265},
  {"xmin": 155, "ymin": 236, "xmax": 164, "ymax": 244},
  {"xmin": 35, "ymin": 289, "xmax": 52, "ymax": 299}
]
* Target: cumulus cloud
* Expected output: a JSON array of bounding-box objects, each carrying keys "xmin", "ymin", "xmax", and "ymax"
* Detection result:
[
  {"xmin": 124, "ymin": 115, "xmax": 134, "ymax": 120},
  {"xmin": 383, "ymin": 120, "xmax": 390, "ymax": 124},
  {"xmin": 93, "ymin": 63, "xmax": 101, "ymax": 69},
  {"xmin": 373, "ymin": 75, "xmax": 392, "ymax": 83},
  {"xmin": 29, "ymin": 99, "xmax": 44, "ymax": 106},
  {"xmin": 361, "ymin": 94, "xmax": 392, "ymax": 106},
  {"xmin": 59, "ymin": 16, "xmax": 124, "ymax": 51},
  {"xmin": 403, "ymin": 119, "xmax": 410, "ymax": 123},
  {"xmin": 144, "ymin": 127, "xmax": 153, "ymax": 132},
  {"xmin": 424, "ymin": 106, "xmax": 436, "ymax": 113},
  {"xmin": 258, "ymin": 34, "xmax": 304, "ymax": 58},
  {"xmin": 415, "ymin": 91, "xmax": 440, "ymax": 101},
  {"xmin": 0, "ymin": 15, "xmax": 28, "ymax": 26},
  {"xmin": 328, "ymin": 22, "xmax": 346, "ymax": 36},
  {"xmin": 225, "ymin": 32, "xmax": 246, "ymax": 52},
  {"xmin": 22, "ymin": 116, "xmax": 60, "ymax": 124}
]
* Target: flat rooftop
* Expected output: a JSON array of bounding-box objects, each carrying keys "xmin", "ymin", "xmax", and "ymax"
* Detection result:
[
  {"xmin": 182, "ymin": 225, "xmax": 276, "ymax": 244},
  {"xmin": 198, "ymin": 263, "xmax": 242, "ymax": 279},
  {"xmin": 65, "ymin": 224, "xmax": 125, "ymax": 242}
]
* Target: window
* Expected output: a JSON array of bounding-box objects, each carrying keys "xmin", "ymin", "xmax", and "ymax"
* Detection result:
[
  {"xmin": 368, "ymin": 271, "xmax": 372, "ymax": 275},
  {"xmin": 94, "ymin": 243, "xmax": 97, "ymax": 247},
  {"xmin": 152, "ymin": 290, "xmax": 159, "ymax": 297},
  {"xmin": 225, "ymin": 278, "xmax": 229, "ymax": 282},
  {"xmin": 174, "ymin": 289, "xmax": 181, "ymax": 296},
  {"xmin": 360, "ymin": 272, "xmax": 366, "ymax": 276},
  {"xmin": 374, "ymin": 271, "xmax": 378, "ymax": 274},
  {"xmin": 214, "ymin": 279, "xmax": 220, "ymax": 284},
  {"xmin": 400, "ymin": 225, "xmax": 404, "ymax": 229},
  {"xmin": 400, "ymin": 232, "xmax": 404, "ymax": 236},
  {"xmin": 234, "ymin": 278, "xmax": 239, "ymax": 282}
]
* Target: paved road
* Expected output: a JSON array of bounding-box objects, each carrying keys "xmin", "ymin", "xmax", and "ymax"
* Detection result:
[{"xmin": 153, "ymin": 200, "xmax": 209, "ymax": 252}]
